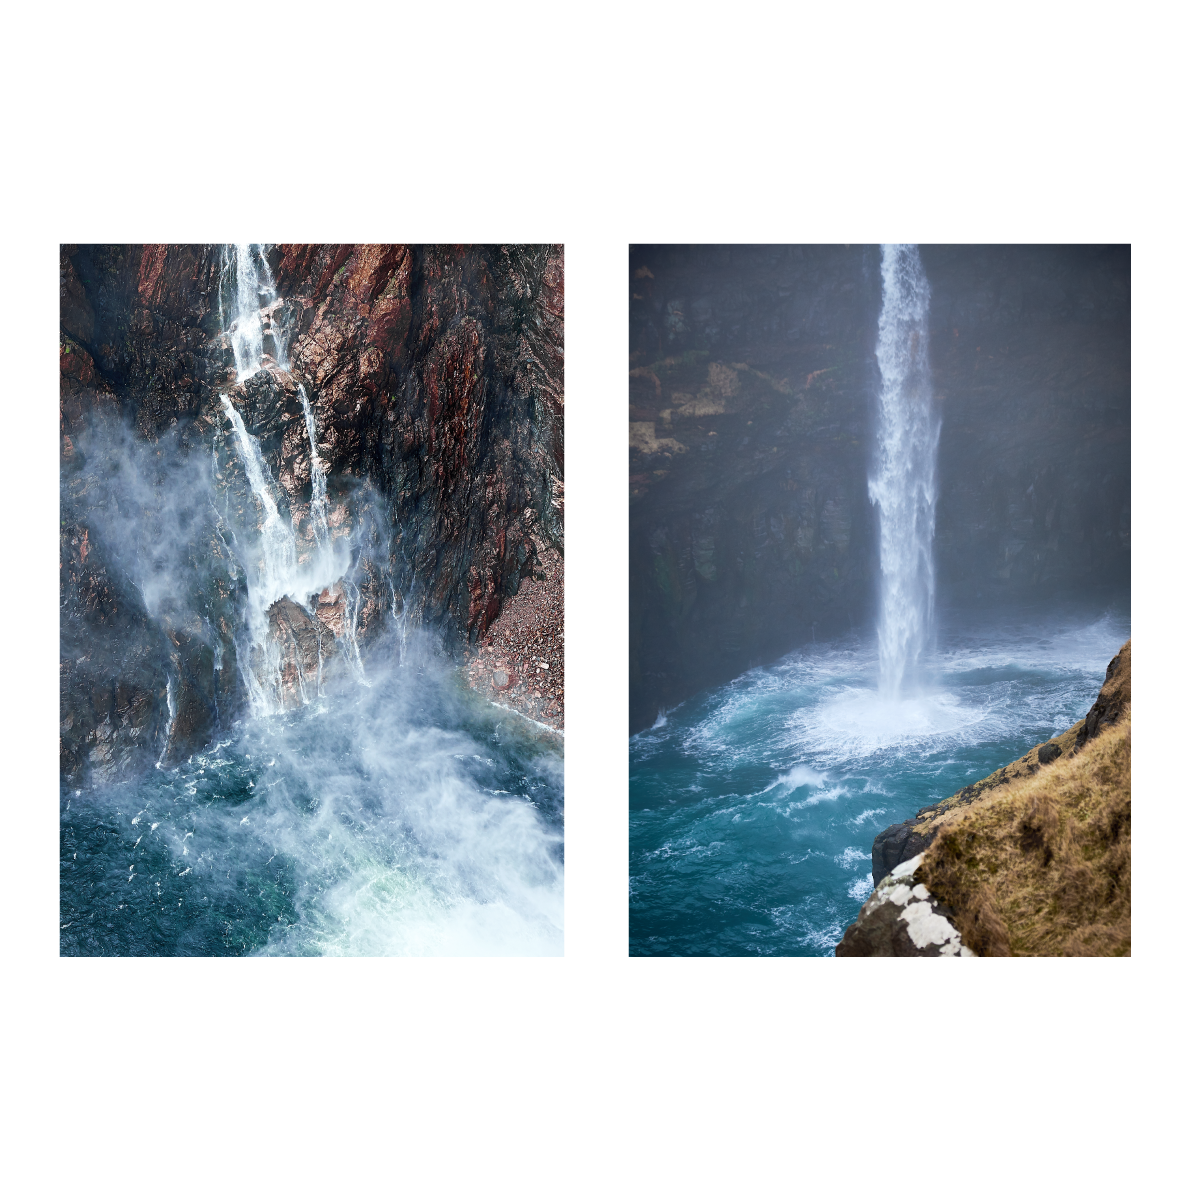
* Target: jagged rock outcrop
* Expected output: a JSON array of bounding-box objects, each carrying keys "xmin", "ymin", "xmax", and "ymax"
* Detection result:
[
  {"xmin": 1073, "ymin": 637, "xmax": 1131, "ymax": 752},
  {"xmin": 628, "ymin": 245, "xmax": 1130, "ymax": 732},
  {"xmin": 61, "ymin": 244, "xmax": 564, "ymax": 786},
  {"xmin": 839, "ymin": 640, "xmax": 1132, "ymax": 957},
  {"xmin": 834, "ymin": 855, "xmax": 975, "ymax": 957}
]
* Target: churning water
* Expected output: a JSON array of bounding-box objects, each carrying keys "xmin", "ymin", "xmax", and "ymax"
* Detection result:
[
  {"xmin": 628, "ymin": 609, "xmax": 1128, "ymax": 956},
  {"xmin": 61, "ymin": 662, "xmax": 564, "ymax": 956}
]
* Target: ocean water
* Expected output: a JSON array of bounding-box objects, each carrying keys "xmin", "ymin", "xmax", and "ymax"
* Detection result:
[
  {"xmin": 61, "ymin": 662, "xmax": 565, "ymax": 957},
  {"xmin": 628, "ymin": 609, "xmax": 1129, "ymax": 956}
]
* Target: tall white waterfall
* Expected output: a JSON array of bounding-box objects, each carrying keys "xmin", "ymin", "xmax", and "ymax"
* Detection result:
[{"xmin": 868, "ymin": 244, "xmax": 939, "ymax": 700}]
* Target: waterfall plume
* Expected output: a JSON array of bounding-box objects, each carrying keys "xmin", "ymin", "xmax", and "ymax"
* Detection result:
[{"xmin": 869, "ymin": 244, "xmax": 939, "ymax": 700}]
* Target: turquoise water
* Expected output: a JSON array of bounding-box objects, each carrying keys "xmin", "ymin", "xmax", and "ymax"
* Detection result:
[{"xmin": 628, "ymin": 611, "xmax": 1129, "ymax": 956}]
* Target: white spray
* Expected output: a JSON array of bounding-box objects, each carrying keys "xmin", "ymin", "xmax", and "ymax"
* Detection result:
[{"xmin": 868, "ymin": 244, "xmax": 939, "ymax": 700}]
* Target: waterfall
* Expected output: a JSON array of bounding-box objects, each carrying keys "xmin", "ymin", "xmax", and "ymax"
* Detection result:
[
  {"xmin": 218, "ymin": 395, "xmax": 296, "ymax": 714},
  {"xmin": 298, "ymin": 383, "xmax": 330, "ymax": 550},
  {"xmin": 218, "ymin": 390, "xmax": 355, "ymax": 714},
  {"xmin": 868, "ymin": 244, "xmax": 939, "ymax": 700},
  {"xmin": 343, "ymin": 578, "xmax": 369, "ymax": 684},
  {"xmin": 220, "ymin": 396, "xmax": 298, "ymax": 633},
  {"xmin": 216, "ymin": 245, "xmax": 369, "ymax": 715}
]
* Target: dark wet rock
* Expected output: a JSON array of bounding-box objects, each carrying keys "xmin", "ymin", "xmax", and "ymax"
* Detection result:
[
  {"xmin": 872, "ymin": 821, "xmax": 937, "ymax": 888},
  {"xmin": 60, "ymin": 519, "xmax": 172, "ymax": 784},
  {"xmin": 60, "ymin": 249, "xmax": 95, "ymax": 343}
]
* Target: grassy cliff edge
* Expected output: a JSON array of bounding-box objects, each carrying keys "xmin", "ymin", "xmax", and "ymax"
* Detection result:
[
  {"xmin": 915, "ymin": 710, "xmax": 1130, "ymax": 955},
  {"xmin": 839, "ymin": 639, "xmax": 1131, "ymax": 957}
]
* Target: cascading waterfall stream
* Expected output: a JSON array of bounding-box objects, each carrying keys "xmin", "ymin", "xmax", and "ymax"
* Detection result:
[
  {"xmin": 219, "ymin": 397, "xmax": 298, "ymax": 634},
  {"xmin": 219, "ymin": 396, "xmax": 295, "ymax": 715},
  {"xmin": 217, "ymin": 245, "xmax": 353, "ymax": 714},
  {"xmin": 868, "ymin": 244, "xmax": 939, "ymax": 700},
  {"xmin": 156, "ymin": 673, "xmax": 177, "ymax": 769},
  {"xmin": 298, "ymin": 383, "xmax": 330, "ymax": 548}
]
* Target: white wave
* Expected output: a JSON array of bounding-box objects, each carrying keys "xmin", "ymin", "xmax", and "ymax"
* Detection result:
[
  {"xmin": 848, "ymin": 872, "xmax": 874, "ymax": 902},
  {"xmin": 851, "ymin": 807, "xmax": 887, "ymax": 826},
  {"xmin": 756, "ymin": 763, "xmax": 825, "ymax": 797},
  {"xmin": 834, "ymin": 847, "xmax": 869, "ymax": 870}
]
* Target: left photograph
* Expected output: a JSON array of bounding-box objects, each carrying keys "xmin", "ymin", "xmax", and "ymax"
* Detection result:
[{"xmin": 60, "ymin": 244, "xmax": 565, "ymax": 956}]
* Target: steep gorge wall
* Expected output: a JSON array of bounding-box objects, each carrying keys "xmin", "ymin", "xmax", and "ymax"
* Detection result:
[
  {"xmin": 61, "ymin": 244, "xmax": 563, "ymax": 785},
  {"xmin": 628, "ymin": 245, "xmax": 1130, "ymax": 732}
]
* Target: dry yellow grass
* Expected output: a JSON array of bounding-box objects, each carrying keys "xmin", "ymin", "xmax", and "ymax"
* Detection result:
[{"xmin": 916, "ymin": 712, "xmax": 1131, "ymax": 956}]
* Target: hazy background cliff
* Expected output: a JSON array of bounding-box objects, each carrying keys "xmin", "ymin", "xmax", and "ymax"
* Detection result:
[{"xmin": 628, "ymin": 244, "xmax": 1130, "ymax": 732}]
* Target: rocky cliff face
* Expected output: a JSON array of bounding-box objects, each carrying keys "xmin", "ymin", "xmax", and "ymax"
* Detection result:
[
  {"xmin": 838, "ymin": 640, "xmax": 1132, "ymax": 957},
  {"xmin": 61, "ymin": 244, "xmax": 564, "ymax": 786},
  {"xmin": 628, "ymin": 245, "xmax": 1129, "ymax": 732}
]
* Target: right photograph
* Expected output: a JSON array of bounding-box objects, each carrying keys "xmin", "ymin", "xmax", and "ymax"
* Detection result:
[{"xmin": 628, "ymin": 245, "xmax": 1131, "ymax": 957}]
